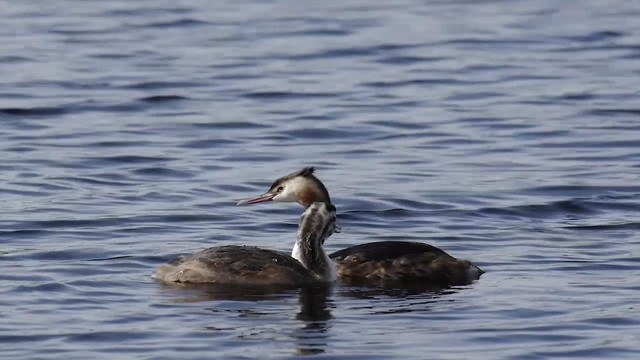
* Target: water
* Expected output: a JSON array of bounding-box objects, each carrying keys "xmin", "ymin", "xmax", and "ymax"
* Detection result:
[{"xmin": 1, "ymin": 0, "xmax": 640, "ymax": 358}]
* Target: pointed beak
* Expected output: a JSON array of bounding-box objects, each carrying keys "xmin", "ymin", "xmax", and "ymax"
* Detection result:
[{"xmin": 236, "ymin": 192, "xmax": 276, "ymax": 206}]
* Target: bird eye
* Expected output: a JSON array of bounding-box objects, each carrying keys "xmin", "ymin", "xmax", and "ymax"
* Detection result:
[{"xmin": 277, "ymin": 186, "xmax": 284, "ymax": 192}]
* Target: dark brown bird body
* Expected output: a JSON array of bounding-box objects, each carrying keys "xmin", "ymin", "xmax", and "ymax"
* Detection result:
[
  {"xmin": 154, "ymin": 246, "xmax": 315, "ymax": 285},
  {"xmin": 330, "ymin": 241, "xmax": 482, "ymax": 286},
  {"xmin": 153, "ymin": 201, "xmax": 338, "ymax": 285}
]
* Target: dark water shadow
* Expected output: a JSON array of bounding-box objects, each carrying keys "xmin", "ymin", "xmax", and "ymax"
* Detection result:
[
  {"xmin": 293, "ymin": 285, "xmax": 333, "ymax": 356},
  {"xmin": 158, "ymin": 282, "xmax": 303, "ymax": 302},
  {"xmin": 157, "ymin": 283, "xmax": 334, "ymax": 356},
  {"xmin": 336, "ymin": 277, "xmax": 462, "ymax": 299}
]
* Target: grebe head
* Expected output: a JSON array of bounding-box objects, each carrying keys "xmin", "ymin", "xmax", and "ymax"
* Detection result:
[{"xmin": 236, "ymin": 166, "xmax": 331, "ymax": 208}]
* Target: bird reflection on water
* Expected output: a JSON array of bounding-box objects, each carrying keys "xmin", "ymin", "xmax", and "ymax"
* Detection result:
[
  {"xmin": 156, "ymin": 280, "xmax": 464, "ymax": 355},
  {"xmin": 158, "ymin": 283, "xmax": 334, "ymax": 356}
]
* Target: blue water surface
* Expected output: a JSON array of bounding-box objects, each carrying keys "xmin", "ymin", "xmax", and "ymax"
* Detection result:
[{"xmin": 1, "ymin": 0, "xmax": 640, "ymax": 359}]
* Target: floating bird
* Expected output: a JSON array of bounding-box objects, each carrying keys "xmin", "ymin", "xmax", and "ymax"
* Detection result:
[
  {"xmin": 237, "ymin": 167, "xmax": 483, "ymax": 286},
  {"xmin": 153, "ymin": 198, "xmax": 338, "ymax": 286}
]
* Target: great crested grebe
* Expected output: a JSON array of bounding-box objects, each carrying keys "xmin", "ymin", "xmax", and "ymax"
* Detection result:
[
  {"xmin": 237, "ymin": 167, "xmax": 484, "ymax": 286},
  {"xmin": 153, "ymin": 200, "xmax": 338, "ymax": 285}
]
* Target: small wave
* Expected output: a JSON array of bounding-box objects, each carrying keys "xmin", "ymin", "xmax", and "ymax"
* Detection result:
[
  {"xmin": 564, "ymin": 222, "xmax": 640, "ymax": 231},
  {"xmin": 552, "ymin": 92, "xmax": 596, "ymax": 101},
  {"xmin": 441, "ymin": 37, "xmax": 542, "ymax": 47},
  {"xmin": 242, "ymin": 91, "xmax": 335, "ymax": 100},
  {"xmin": 65, "ymin": 330, "xmax": 155, "ymax": 343},
  {"xmin": 362, "ymin": 78, "xmax": 464, "ymax": 88},
  {"xmin": 287, "ymin": 43, "xmax": 420, "ymax": 61},
  {"xmin": 588, "ymin": 108, "xmax": 640, "ymax": 116},
  {"xmin": 181, "ymin": 138, "xmax": 242, "ymax": 148},
  {"xmin": 523, "ymin": 185, "xmax": 640, "ymax": 197},
  {"xmin": 13, "ymin": 281, "xmax": 70, "ymax": 293},
  {"xmin": 190, "ymin": 121, "xmax": 269, "ymax": 130},
  {"xmin": 562, "ymin": 31, "xmax": 624, "ymax": 43},
  {"xmin": 0, "ymin": 106, "xmax": 68, "ymax": 116},
  {"xmin": 477, "ymin": 199, "xmax": 597, "ymax": 219},
  {"xmin": 281, "ymin": 127, "xmax": 355, "ymax": 139},
  {"xmin": 119, "ymin": 81, "xmax": 205, "ymax": 90},
  {"xmin": 106, "ymin": 7, "xmax": 191, "ymax": 16},
  {"xmin": 133, "ymin": 18, "xmax": 209, "ymax": 28},
  {"xmin": 374, "ymin": 55, "xmax": 446, "ymax": 65},
  {"xmin": 0, "ymin": 229, "xmax": 49, "ymax": 238},
  {"xmin": 138, "ymin": 95, "xmax": 189, "ymax": 103},
  {"xmin": 272, "ymin": 28, "xmax": 352, "ymax": 38},
  {"xmin": 132, "ymin": 167, "xmax": 194, "ymax": 178},
  {"xmin": 445, "ymin": 91, "xmax": 505, "ymax": 101},
  {"xmin": 90, "ymin": 140, "xmax": 154, "ymax": 148},
  {"xmin": 0, "ymin": 56, "xmax": 34, "ymax": 63},
  {"xmin": 87, "ymin": 155, "xmax": 175, "ymax": 164},
  {"xmin": 20, "ymin": 214, "xmax": 232, "ymax": 231},
  {"xmin": 87, "ymin": 53, "xmax": 132, "ymax": 59},
  {"xmin": 50, "ymin": 176, "xmax": 136, "ymax": 187}
]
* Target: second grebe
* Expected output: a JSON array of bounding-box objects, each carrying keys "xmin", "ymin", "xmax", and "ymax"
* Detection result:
[
  {"xmin": 237, "ymin": 167, "xmax": 483, "ymax": 286},
  {"xmin": 153, "ymin": 201, "xmax": 338, "ymax": 285}
]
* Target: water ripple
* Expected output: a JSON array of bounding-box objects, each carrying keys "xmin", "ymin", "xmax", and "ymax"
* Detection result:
[{"xmin": 2, "ymin": 0, "xmax": 640, "ymax": 359}]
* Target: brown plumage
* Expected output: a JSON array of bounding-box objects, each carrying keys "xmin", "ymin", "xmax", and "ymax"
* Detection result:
[
  {"xmin": 153, "ymin": 246, "xmax": 315, "ymax": 285},
  {"xmin": 154, "ymin": 202, "xmax": 339, "ymax": 286},
  {"xmin": 330, "ymin": 241, "xmax": 483, "ymax": 286}
]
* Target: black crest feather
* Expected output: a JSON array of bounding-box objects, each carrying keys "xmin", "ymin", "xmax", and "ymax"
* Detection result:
[
  {"xmin": 296, "ymin": 166, "xmax": 316, "ymax": 177},
  {"xmin": 270, "ymin": 166, "xmax": 316, "ymax": 189}
]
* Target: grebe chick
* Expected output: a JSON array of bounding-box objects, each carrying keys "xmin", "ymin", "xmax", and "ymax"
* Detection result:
[
  {"xmin": 237, "ymin": 167, "xmax": 483, "ymax": 286},
  {"xmin": 153, "ymin": 202, "xmax": 338, "ymax": 285}
]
